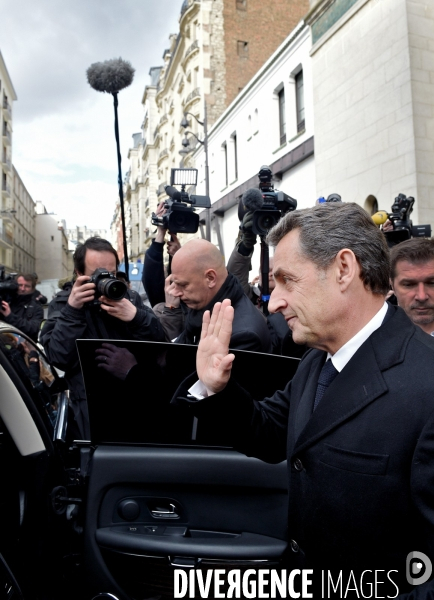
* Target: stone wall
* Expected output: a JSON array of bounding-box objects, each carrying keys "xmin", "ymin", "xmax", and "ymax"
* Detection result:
[{"xmin": 309, "ymin": 0, "xmax": 434, "ymax": 224}]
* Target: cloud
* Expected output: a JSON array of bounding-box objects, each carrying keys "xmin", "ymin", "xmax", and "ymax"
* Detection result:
[
  {"xmin": 1, "ymin": 0, "xmax": 181, "ymax": 231},
  {"xmin": 32, "ymin": 179, "xmax": 119, "ymax": 231}
]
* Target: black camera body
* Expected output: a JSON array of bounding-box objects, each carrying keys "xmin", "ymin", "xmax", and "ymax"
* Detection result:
[
  {"xmin": 252, "ymin": 166, "xmax": 297, "ymax": 237},
  {"xmin": 151, "ymin": 186, "xmax": 211, "ymax": 235},
  {"xmin": 88, "ymin": 268, "xmax": 127, "ymax": 303},
  {"xmin": 384, "ymin": 193, "xmax": 431, "ymax": 247},
  {"xmin": 0, "ymin": 265, "xmax": 18, "ymax": 303}
]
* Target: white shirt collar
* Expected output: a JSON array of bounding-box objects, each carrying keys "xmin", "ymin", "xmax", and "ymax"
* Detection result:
[{"xmin": 329, "ymin": 302, "xmax": 388, "ymax": 373}]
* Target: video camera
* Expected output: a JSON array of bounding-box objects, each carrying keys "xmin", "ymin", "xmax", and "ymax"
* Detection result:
[
  {"xmin": 375, "ymin": 193, "xmax": 432, "ymax": 247},
  {"xmin": 251, "ymin": 166, "xmax": 297, "ymax": 237},
  {"xmin": 151, "ymin": 168, "xmax": 211, "ymax": 235},
  {"xmin": 88, "ymin": 268, "xmax": 127, "ymax": 305},
  {"xmin": 0, "ymin": 265, "xmax": 18, "ymax": 303}
]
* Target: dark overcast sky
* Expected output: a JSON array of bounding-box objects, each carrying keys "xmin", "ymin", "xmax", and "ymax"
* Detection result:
[{"xmin": 0, "ymin": 0, "xmax": 181, "ymax": 230}]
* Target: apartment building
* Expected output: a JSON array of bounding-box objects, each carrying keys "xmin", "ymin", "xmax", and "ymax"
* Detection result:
[
  {"xmin": 0, "ymin": 51, "xmax": 17, "ymax": 273},
  {"xmin": 193, "ymin": 21, "xmax": 314, "ymax": 271},
  {"xmin": 35, "ymin": 202, "xmax": 72, "ymax": 281},
  {"xmin": 12, "ymin": 167, "xmax": 36, "ymax": 274},
  {"xmin": 121, "ymin": 0, "xmax": 309, "ymax": 261}
]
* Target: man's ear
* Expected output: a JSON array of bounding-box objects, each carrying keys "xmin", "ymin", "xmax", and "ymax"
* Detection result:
[
  {"xmin": 389, "ymin": 277, "xmax": 395, "ymax": 292},
  {"xmin": 205, "ymin": 269, "xmax": 218, "ymax": 288},
  {"xmin": 335, "ymin": 248, "xmax": 358, "ymax": 291}
]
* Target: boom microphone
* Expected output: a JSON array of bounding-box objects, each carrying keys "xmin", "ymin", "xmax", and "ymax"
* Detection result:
[
  {"xmin": 242, "ymin": 188, "xmax": 264, "ymax": 212},
  {"xmin": 86, "ymin": 57, "xmax": 135, "ymax": 278},
  {"xmin": 86, "ymin": 58, "xmax": 135, "ymax": 94}
]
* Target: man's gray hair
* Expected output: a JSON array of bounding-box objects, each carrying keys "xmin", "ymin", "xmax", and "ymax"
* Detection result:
[{"xmin": 266, "ymin": 203, "xmax": 390, "ymax": 295}]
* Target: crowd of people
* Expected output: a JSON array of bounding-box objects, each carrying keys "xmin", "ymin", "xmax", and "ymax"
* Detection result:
[{"xmin": 1, "ymin": 198, "xmax": 434, "ymax": 594}]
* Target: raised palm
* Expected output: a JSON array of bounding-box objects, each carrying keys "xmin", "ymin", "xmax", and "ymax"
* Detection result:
[{"xmin": 197, "ymin": 299, "xmax": 235, "ymax": 394}]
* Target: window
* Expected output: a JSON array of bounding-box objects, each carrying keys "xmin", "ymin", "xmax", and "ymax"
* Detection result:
[
  {"xmin": 222, "ymin": 142, "xmax": 228, "ymax": 187},
  {"xmin": 295, "ymin": 70, "xmax": 305, "ymax": 132},
  {"xmin": 278, "ymin": 88, "xmax": 286, "ymax": 145},
  {"xmin": 232, "ymin": 133, "xmax": 238, "ymax": 181},
  {"xmin": 237, "ymin": 41, "xmax": 249, "ymax": 58}
]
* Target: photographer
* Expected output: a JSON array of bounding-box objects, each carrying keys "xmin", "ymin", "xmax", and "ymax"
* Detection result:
[
  {"xmin": 40, "ymin": 237, "xmax": 165, "ymax": 439},
  {"xmin": 143, "ymin": 201, "xmax": 182, "ymax": 307},
  {"xmin": 0, "ymin": 273, "xmax": 44, "ymax": 342},
  {"xmin": 227, "ymin": 208, "xmax": 306, "ymax": 357}
]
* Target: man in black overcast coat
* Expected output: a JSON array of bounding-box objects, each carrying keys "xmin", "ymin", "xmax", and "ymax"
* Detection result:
[{"xmin": 173, "ymin": 203, "xmax": 434, "ymax": 597}]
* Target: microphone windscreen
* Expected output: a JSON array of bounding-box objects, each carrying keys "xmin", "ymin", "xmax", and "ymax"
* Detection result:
[
  {"xmin": 165, "ymin": 185, "xmax": 182, "ymax": 201},
  {"xmin": 87, "ymin": 58, "xmax": 135, "ymax": 94},
  {"xmin": 372, "ymin": 211, "xmax": 389, "ymax": 226},
  {"xmin": 242, "ymin": 188, "xmax": 264, "ymax": 212}
]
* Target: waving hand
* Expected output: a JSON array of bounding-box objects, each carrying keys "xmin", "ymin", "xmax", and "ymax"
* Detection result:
[{"xmin": 197, "ymin": 299, "xmax": 235, "ymax": 394}]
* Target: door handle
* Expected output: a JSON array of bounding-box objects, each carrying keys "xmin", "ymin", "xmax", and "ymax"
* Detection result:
[{"xmin": 151, "ymin": 503, "xmax": 179, "ymax": 519}]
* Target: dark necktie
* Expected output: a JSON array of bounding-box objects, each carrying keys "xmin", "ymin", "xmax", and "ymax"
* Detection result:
[{"xmin": 313, "ymin": 359, "xmax": 339, "ymax": 411}]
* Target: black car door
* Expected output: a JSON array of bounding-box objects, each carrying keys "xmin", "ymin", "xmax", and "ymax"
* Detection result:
[
  {"xmin": 0, "ymin": 328, "xmax": 81, "ymax": 600},
  {"xmin": 78, "ymin": 340, "xmax": 299, "ymax": 600}
]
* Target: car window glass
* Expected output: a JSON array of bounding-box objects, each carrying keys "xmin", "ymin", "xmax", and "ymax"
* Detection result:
[{"xmin": 77, "ymin": 340, "xmax": 299, "ymax": 447}]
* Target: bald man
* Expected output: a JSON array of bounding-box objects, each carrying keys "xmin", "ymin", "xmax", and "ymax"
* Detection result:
[{"xmin": 157, "ymin": 239, "xmax": 272, "ymax": 353}]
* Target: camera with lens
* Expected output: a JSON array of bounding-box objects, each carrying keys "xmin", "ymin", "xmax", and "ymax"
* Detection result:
[
  {"xmin": 151, "ymin": 168, "xmax": 211, "ymax": 235},
  {"xmin": 252, "ymin": 166, "xmax": 297, "ymax": 237},
  {"xmin": 383, "ymin": 193, "xmax": 431, "ymax": 247},
  {"xmin": 88, "ymin": 268, "xmax": 127, "ymax": 304},
  {"xmin": 0, "ymin": 265, "xmax": 18, "ymax": 303}
]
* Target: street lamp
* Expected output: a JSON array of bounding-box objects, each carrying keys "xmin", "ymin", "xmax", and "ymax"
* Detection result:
[{"xmin": 180, "ymin": 104, "xmax": 211, "ymax": 241}]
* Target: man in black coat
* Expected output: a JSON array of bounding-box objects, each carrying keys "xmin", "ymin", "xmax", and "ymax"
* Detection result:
[
  {"xmin": 157, "ymin": 238, "xmax": 272, "ymax": 353},
  {"xmin": 173, "ymin": 203, "xmax": 434, "ymax": 597},
  {"xmin": 41, "ymin": 237, "xmax": 165, "ymax": 439},
  {"xmin": 0, "ymin": 273, "xmax": 44, "ymax": 342}
]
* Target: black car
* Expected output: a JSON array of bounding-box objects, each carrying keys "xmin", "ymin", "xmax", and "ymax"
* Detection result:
[{"xmin": 0, "ymin": 323, "xmax": 299, "ymax": 599}]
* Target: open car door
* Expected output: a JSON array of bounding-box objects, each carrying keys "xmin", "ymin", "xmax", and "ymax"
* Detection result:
[{"xmin": 78, "ymin": 340, "xmax": 299, "ymax": 600}]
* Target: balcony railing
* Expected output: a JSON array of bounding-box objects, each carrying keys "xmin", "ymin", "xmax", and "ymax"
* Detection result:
[
  {"xmin": 2, "ymin": 129, "xmax": 11, "ymax": 145},
  {"xmin": 184, "ymin": 87, "xmax": 200, "ymax": 106},
  {"xmin": 184, "ymin": 39, "xmax": 199, "ymax": 61},
  {"xmin": 2, "ymin": 182, "xmax": 11, "ymax": 197},
  {"xmin": 158, "ymin": 148, "xmax": 168, "ymax": 162}
]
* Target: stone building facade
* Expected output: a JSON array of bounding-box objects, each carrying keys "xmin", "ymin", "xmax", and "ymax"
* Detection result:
[
  {"xmin": 193, "ymin": 21, "xmax": 314, "ymax": 272},
  {"xmin": 35, "ymin": 202, "xmax": 71, "ymax": 282},
  {"xmin": 12, "ymin": 166, "xmax": 36, "ymax": 274},
  {"xmin": 0, "ymin": 51, "xmax": 17, "ymax": 273},
  {"xmin": 120, "ymin": 0, "xmax": 309, "ymax": 261},
  {"xmin": 305, "ymin": 0, "xmax": 434, "ymax": 225}
]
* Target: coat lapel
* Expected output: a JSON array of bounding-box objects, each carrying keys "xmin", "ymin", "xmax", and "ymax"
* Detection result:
[
  {"xmin": 293, "ymin": 306, "xmax": 415, "ymax": 455},
  {"xmin": 292, "ymin": 351, "xmax": 325, "ymax": 441}
]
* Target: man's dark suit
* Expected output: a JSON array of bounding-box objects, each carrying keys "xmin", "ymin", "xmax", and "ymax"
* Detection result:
[{"xmin": 174, "ymin": 305, "xmax": 434, "ymax": 595}]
